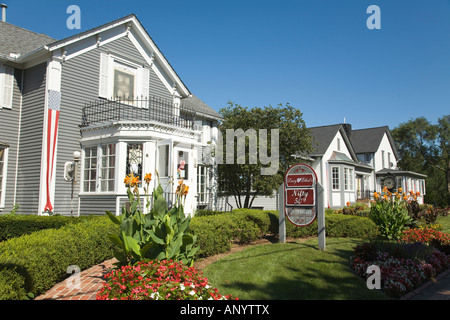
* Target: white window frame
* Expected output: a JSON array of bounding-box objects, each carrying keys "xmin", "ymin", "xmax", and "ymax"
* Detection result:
[
  {"xmin": 0, "ymin": 146, "xmax": 9, "ymax": 209},
  {"xmin": 83, "ymin": 146, "xmax": 98, "ymax": 193},
  {"xmin": 332, "ymin": 166, "xmax": 339, "ymax": 191},
  {"xmin": 100, "ymin": 143, "xmax": 116, "ymax": 192},
  {"xmin": 0, "ymin": 64, "xmax": 14, "ymax": 109},
  {"xmin": 344, "ymin": 167, "xmax": 354, "ymax": 191},
  {"xmin": 98, "ymin": 53, "xmax": 150, "ymax": 106},
  {"xmin": 197, "ymin": 165, "xmax": 209, "ymax": 205},
  {"xmin": 82, "ymin": 144, "xmax": 117, "ymax": 193}
]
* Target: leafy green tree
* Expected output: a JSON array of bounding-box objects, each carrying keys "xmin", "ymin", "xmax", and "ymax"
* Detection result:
[
  {"xmin": 217, "ymin": 102, "xmax": 313, "ymax": 208},
  {"xmin": 392, "ymin": 115, "xmax": 449, "ymax": 207}
]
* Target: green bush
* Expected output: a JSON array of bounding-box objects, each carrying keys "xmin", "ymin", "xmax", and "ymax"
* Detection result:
[
  {"xmin": 195, "ymin": 210, "xmax": 228, "ymax": 217},
  {"xmin": 0, "ymin": 216, "xmax": 118, "ymax": 300},
  {"xmin": 0, "ymin": 215, "xmax": 96, "ymax": 242},
  {"xmin": 190, "ymin": 209, "xmax": 378, "ymax": 259},
  {"xmin": 325, "ymin": 214, "xmax": 378, "ymax": 238}
]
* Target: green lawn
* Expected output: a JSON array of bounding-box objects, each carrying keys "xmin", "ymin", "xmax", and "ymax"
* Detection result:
[
  {"xmin": 202, "ymin": 237, "xmax": 389, "ymax": 300},
  {"xmin": 435, "ymin": 214, "xmax": 450, "ymax": 233}
]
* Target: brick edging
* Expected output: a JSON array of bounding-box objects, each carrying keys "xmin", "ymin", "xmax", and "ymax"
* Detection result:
[{"xmin": 400, "ymin": 268, "xmax": 450, "ymax": 300}]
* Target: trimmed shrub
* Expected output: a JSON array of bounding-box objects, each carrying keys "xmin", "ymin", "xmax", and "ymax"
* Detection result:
[
  {"xmin": 0, "ymin": 216, "xmax": 118, "ymax": 300},
  {"xmin": 325, "ymin": 215, "xmax": 379, "ymax": 238},
  {"xmin": 190, "ymin": 209, "xmax": 378, "ymax": 259},
  {"xmin": 0, "ymin": 215, "xmax": 97, "ymax": 242}
]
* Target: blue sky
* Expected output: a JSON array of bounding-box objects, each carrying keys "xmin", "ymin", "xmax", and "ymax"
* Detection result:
[{"xmin": 4, "ymin": 0, "xmax": 450, "ymax": 130}]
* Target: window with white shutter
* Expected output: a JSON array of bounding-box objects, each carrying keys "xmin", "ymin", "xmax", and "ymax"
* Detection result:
[
  {"xmin": 0, "ymin": 65, "xmax": 14, "ymax": 109},
  {"xmin": 98, "ymin": 53, "xmax": 149, "ymax": 107},
  {"xmin": 99, "ymin": 53, "xmax": 112, "ymax": 98}
]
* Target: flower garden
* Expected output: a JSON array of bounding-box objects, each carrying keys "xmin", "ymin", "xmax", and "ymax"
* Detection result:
[{"xmin": 349, "ymin": 187, "xmax": 450, "ymax": 298}]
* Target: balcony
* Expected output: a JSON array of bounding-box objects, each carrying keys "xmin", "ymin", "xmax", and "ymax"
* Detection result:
[{"xmin": 81, "ymin": 96, "xmax": 197, "ymax": 130}]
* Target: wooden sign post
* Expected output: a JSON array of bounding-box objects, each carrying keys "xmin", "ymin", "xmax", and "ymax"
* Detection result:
[{"xmin": 279, "ymin": 163, "xmax": 325, "ymax": 250}]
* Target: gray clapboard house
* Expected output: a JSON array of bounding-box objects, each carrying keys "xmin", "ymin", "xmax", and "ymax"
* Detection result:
[{"xmin": 0, "ymin": 14, "xmax": 221, "ymax": 216}]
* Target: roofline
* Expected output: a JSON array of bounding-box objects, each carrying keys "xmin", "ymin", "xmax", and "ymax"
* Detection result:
[{"xmin": 2, "ymin": 14, "xmax": 191, "ymax": 97}]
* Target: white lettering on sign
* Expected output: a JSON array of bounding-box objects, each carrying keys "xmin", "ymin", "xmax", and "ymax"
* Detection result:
[{"xmin": 286, "ymin": 176, "xmax": 313, "ymax": 185}]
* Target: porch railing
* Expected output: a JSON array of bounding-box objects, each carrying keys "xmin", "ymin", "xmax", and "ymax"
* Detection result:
[{"xmin": 81, "ymin": 96, "xmax": 197, "ymax": 130}]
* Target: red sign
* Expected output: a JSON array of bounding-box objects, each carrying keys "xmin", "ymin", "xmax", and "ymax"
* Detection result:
[
  {"xmin": 285, "ymin": 174, "xmax": 314, "ymax": 187},
  {"xmin": 286, "ymin": 188, "xmax": 315, "ymax": 206},
  {"xmin": 284, "ymin": 163, "xmax": 318, "ymax": 227}
]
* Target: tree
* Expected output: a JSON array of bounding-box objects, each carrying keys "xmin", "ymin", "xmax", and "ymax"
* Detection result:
[
  {"xmin": 217, "ymin": 101, "xmax": 313, "ymax": 208},
  {"xmin": 391, "ymin": 115, "xmax": 449, "ymax": 207}
]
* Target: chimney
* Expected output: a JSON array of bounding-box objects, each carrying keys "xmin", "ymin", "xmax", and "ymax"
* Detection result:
[
  {"xmin": 342, "ymin": 123, "xmax": 352, "ymax": 138},
  {"xmin": 1, "ymin": 4, "xmax": 6, "ymax": 22}
]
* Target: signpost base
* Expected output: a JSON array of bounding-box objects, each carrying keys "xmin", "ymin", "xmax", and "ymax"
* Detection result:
[{"xmin": 317, "ymin": 183, "xmax": 326, "ymax": 251}]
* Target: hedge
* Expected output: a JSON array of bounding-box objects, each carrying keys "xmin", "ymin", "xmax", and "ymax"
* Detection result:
[
  {"xmin": 0, "ymin": 215, "xmax": 98, "ymax": 242},
  {"xmin": 189, "ymin": 209, "xmax": 378, "ymax": 258},
  {"xmin": 0, "ymin": 216, "xmax": 118, "ymax": 300}
]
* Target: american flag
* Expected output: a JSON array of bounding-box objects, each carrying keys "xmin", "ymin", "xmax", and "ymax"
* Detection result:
[{"xmin": 43, "ymin": 90, "xmax": 61, "ymax": 212}]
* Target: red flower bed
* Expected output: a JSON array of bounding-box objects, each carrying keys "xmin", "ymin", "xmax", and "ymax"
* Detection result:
[
  {"xmin": 351, "ymin": 242, "xmax": 450, "ymax": 298},
  {"xmin": 400, "ymin": 226, "xmax": 450, "ymax": 245},
  {"xmin": 96, "ymin": 259, "xmax": 238, "ymax": 300}
]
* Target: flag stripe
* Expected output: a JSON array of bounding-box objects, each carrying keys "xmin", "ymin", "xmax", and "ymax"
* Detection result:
[{"xmin": 43, "ymin": 90, "xmax": 61, "ymax": 213}]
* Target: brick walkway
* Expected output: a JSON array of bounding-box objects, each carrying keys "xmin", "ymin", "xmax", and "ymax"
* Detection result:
[{"xmin": 35, "ymin": 259, "xmax": 117, "ymax": 300}]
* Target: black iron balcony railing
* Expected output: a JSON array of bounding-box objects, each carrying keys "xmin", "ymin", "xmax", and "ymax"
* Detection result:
[{"xmin": 81, "ymin": 96, "xmax": 197, "ymax": 130}]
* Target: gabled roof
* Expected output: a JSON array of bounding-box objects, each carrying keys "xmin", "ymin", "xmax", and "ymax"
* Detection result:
[
  {"xmin": 308, "ymin": 124, "xmax": 343, "ymax": 156},
  {"xmin": 349, "ymin": 126, "xmax": 399, "ymax": 160},
  {"xmin": 0, "ymin": 21, "xmax": 55, "ymax": 58},
  {"xmin": 307, "ymin": 124, "xmax": 357, "ymax": 160}
]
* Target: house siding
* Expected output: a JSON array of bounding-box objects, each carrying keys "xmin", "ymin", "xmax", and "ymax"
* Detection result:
[
  {"xmin": 55, "ymin": 49, "xmax": 100, "ymax": 214},
  {"xmin": 102, "ymin": 36, "xmax": 149, "ymax": 68},
  {"xmin": 15, "ymin": 62, "xmax": 47, "ymax": 214},
  {"xmin": 0, "ymin": 66, "xmax": 22, "ymax": 213},
  {"xmin": 79, "ymin": 195, "xmax": 116, "ymax": 216},
  {"xmin": 55, "ymin": 34, "xmax": 173, "ymax": 215}
]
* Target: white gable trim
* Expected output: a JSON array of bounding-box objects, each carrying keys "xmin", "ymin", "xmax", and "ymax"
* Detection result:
[{"xmin": 46, "ymin": 15, "xmax": 189, "ymax": 97}]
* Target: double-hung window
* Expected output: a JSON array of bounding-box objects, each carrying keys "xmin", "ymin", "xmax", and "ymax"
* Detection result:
[
  {"xmin": 344, "ymin": 168, "xmax": 354, "ymax": 191},
  {"xmin": 332, "ymin": 167, "xmax": 339, "ymax": 190},
  {"xmin": 197, "ymin": 165, "xmax": 209, "ymax": 204},
  {"xmin": 0, "ymin": 64, "xmax": 14, "ymax": 109},
  {"xmin": 83, "ymin": 146, "xmax": 97, "ymax": 192},
  {"xmin": 83, "ymin": 144, "xmax": 116, "ymax": 193},
  {"xmin": 101, "ymin": 144, "xmax": 116, "ymax": 192}
]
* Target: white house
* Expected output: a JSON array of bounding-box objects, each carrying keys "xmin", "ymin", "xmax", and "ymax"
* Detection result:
[
  {"xmin": 225, "ymin": 123, "xmax": 427, "ymax": 211},
  {"xmin": 302, "ymin": 124, "xmax": 426, "ymax": 208}
]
